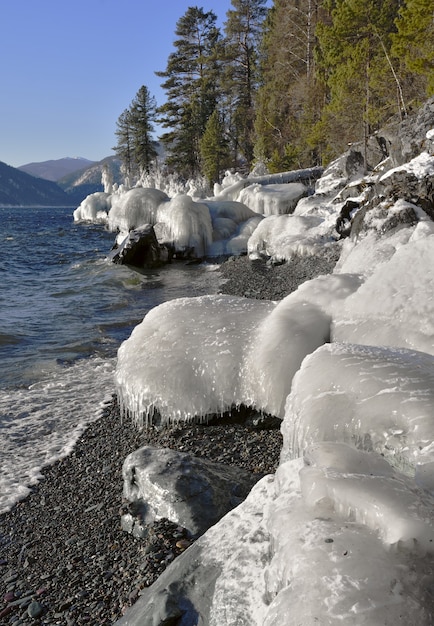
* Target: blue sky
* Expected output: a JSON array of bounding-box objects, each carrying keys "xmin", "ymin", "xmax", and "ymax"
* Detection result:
[{"xmin": 1, "ymin": 0, "xmax": 269, "ymax": 167}]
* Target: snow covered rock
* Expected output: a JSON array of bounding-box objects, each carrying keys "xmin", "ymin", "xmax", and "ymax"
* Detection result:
[
  {"xmin": 121, "ymin": 446, "xmax": 258, "ymax": 537},
  {"xmin": 116, "ymin": 474, "xmax": 274, "ymax": 626},
  {"xmin": 377, "ymin": 151, "xmax": 434, "ymax": 220},
  {"xmin": 117, "ymin": 443, "xmax": 434, "ymax": 626}
]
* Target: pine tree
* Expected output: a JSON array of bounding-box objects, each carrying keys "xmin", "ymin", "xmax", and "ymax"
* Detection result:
[
  {"xmin": 254, "ymin": 0, "xmax": 325, "ymax": 171},
  {"xmin": 315, "ymin": 0, "xmax": 403, "ymax": 162},
  {"xmin": 129, "ymin": 85, "xmax": 158, "ymax": 176},
  {"xmin": 156, "ymin": 7, "xmax": 221, "ymax": 179},
  {"xmin": 113, "ymin": 86, "xmax": 157, "ymax": 182},
  {"xmin": 113, "ymin": 109, "xmax": 134, "ymax": 181},
  {"xmin": 392, "ymin": 0, "xmax": 434, "ymax": 98},
  {"xmin": 199, "ymin": 110, "xmax": 231, "ymax": 186},
  {"xmin": 223, "ymin": 0, "xmax": 269, "ymax": 171}
]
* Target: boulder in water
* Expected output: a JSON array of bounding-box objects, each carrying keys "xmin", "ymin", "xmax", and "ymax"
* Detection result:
[{"xmin": 109, "ymin": 224, "xmax": 169, "ymax": 268}]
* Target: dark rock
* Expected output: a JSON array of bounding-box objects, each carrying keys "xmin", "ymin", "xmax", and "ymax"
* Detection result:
[
  {"xmin": 377, "ymin": 168, "xmax": 434, "ymax": 220},
  {"xmin": 387, "ymin": 97, "xmax": 434, "ymax": 166},
  {"xmin": 336, "ymin": 199, "xmax": 362, "ymax": 239},
  {"xmin": 345, "ymin": 97, "xmax": 434, "ymax": 171},
  {"xmin": 109, "ymin": 224, "xmax": 169, "ymax": 269},
  {"xmin": 344, "ymin": 150, "xmax": 365, "ymax": 178},
  {"xmin": 121, "ymin": 446, "xmax": 259, "ymax": 537}
]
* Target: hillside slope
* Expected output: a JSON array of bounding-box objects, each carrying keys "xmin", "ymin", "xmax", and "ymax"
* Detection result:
[{"xmin": 0, "ymin": 161, "xmax": 75, "ymax": 206}]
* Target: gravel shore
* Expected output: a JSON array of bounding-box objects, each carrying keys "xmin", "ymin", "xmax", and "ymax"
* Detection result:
[{"xmin": 0, "ymin": 251, "xmax": 338, "ymax": 625}]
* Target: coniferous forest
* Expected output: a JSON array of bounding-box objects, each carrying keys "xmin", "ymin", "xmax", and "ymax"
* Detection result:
[{"xmin": 113, "ymin": 0, "xmax": 434, "ymax": 185}]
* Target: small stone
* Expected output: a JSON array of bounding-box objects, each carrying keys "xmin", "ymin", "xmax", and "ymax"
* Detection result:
[
  {"xmin": 175, "ymin": 539, "xmax": 191, "ymax": 551},
  {"xmin": 27, "ymin": 600, "xmax": 44, "ymax": 619},
  {"xmin": 3, "ymin": 573, "xmax": 18, "ymax": 584}
]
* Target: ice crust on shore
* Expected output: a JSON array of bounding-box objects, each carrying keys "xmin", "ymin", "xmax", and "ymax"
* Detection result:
[
  {"xmin": 111, "ymin": 115, "xmax": 434, "ymax": 624},
  {"xmin": 73, "ymin": 167, "xmax": 326, "ymax": 258}
]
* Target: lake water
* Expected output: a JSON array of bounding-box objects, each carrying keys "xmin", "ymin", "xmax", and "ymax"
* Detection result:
[{"xmin": 0, "ymin": 206, "xmax": 221, "ymax": 513}]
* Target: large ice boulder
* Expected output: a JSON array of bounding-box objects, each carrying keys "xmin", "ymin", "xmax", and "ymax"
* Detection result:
[
  {"xmin": 107, "ymin": 187, "xmax": 169, "ymax": 234},
  {"xmin": 115, "ymin": 294, "xmax": 330, "ymax": 426}
]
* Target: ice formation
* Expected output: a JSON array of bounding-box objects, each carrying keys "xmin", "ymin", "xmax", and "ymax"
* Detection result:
[
  {"xmin": 238, "ymin": 182, "xmax": 307, "ymax": 216},
  {"xmin": 107, "ymin": 187, "xmax": 169, "ymax": 235},
  {"xmin": 115, "ymin": 295, "xmax": 330, "ymax": 425},
  {"xmin": 247, "ymin": 213, "xmax": 328, "ymax": 260},
  {"xmin": 156, "ymin": 195, "xmax": 213, "ymax": 258},
  {"xmin": 281, "ymin": 342, "xmax": 434, "ymax": 472},
  {"xmin": 334, "ymin": 221, "xmax": 434, "ymax": 354},
  {"xmin": 73, "ymin": 191, "xmax": 111, "ymax": 223},
  {"xmin": 111, "ymin": 111, "xmax": 434, "ymax": 624}
]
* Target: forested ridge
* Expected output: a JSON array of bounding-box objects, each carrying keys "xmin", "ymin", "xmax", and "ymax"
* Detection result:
[{"xmin": 113, "ymin": 0, "xmax": 434, "ymax": 185}]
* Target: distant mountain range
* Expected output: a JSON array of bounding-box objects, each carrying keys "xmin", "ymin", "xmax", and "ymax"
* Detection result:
[
  {"xmin": 57, "ymin": 156, "xmax": 122, "ymax": 203},
  {"xmin": 19, "ymin": 157, "xmax": 96, "ymax": 181},
  {"xmin": 0, "ymin": 156, "xmax": 122, "ymax": 207},
  {"xmin": 0, "ymin": 161, "xmax": 75, "ymax": 207}
]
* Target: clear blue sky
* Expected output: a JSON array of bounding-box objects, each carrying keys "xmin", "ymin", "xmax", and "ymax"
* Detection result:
[{"xmin": 0, "ymin": 0, "xmax": 269, "ymax": 168}]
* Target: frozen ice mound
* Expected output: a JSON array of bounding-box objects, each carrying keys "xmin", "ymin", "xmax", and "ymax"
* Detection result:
[
  {"xmin": 282, "ymin": 342, "xmax": 434, "ymax": 474},
  {"xmin": 73, "ymin": 191, "xmax": 111, "ymax": 223},
  {"xmin": 115, "ymin": 294, "xmax": 331, "ymax": 426},
  {"xmin": 247, "ymin": 213, "xmax": 329, "ymax": 261},
  {"xmin": 264, "ymin": 445, "xmax": 434, "ymax": 625},
  {"xmin": 334, "ymin": 222, "xmax": 434, "ymax": 354},
  {"xmin": 107, "ymin": 187, "xmax": 169, "ymax": 234}
]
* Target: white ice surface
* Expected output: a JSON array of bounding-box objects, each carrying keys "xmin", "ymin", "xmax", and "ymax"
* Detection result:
[
  {"xmin": 380, "ymin": 151, "xmax": 434, "ymax": 181},
  {"xmin": 115, "ymin": 295, "xmax": 330, "ymax": 424},
  {"xmin": 263, "ymin": 449, "xmax": 434, "ymax": 625},
  {"xmin": 334, "ymin": 222, "xmax": 434, "ymax": 354},
  {"xmin": 281, "ymin": 342, "xmax": 434, "ymax": 473},
  {"xmin": 247, "ymin": 213, "xmax": 327, "ymax": 260},
  {"xmin": 114, "ymin": 146, "xmax": 434, "ymax": 624},
  {"xmin": 107, "ymin": 187, "xmax": 169, "ymax": 234},
  {"xmin": 238, "ymin": 182, "xmax": 307, "ymax": 216},
  {"xmin": 73, "ymin": 191, "xmax": 111, "ymax": 223}
]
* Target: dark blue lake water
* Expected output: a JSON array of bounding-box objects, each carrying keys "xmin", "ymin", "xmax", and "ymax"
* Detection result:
[{"xmin": 0, "ymin": 205, "xmax": 220, "ymax": 512}]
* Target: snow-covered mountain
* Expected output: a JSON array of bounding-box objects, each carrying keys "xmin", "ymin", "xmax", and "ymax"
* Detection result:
[{"xmin": 18, "ymin": 156, "xmax": 96, "ymax": 182}]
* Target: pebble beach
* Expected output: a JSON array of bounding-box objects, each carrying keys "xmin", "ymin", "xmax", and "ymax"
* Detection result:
[{"xmin": 0, "ymin": 252, "xmax": 338, "ymax": 625}]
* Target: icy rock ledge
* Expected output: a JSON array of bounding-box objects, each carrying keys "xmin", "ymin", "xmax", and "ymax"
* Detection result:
[{"xmin": 116, "ymin": 443, "xmax": 434, "ymax": 626}]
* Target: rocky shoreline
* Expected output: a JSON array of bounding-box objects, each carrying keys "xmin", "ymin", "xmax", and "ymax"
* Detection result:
[{"xmin": 0, "ymin": 252, "xmax": 337, "ymax": 625}]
